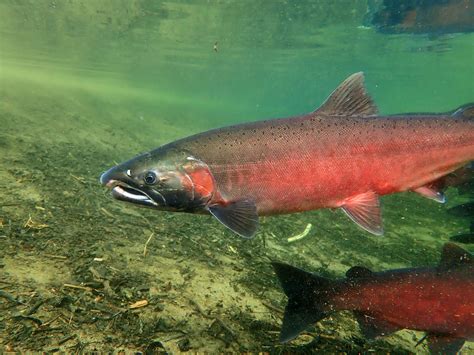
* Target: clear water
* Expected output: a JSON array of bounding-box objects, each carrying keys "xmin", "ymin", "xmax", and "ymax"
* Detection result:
[{"xmin": 0, "ymin": 1, "xmax": 473, "ymax": 353}]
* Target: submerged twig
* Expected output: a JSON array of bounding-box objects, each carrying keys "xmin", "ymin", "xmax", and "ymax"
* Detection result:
[
  {"xmin": 26, "ymin": 298, "xmax": 47, "ymax": 315},
  {"xmin": 43, "ymin": 254, "xmax": 68, "ymax": 260},
  {"xmin": 129, "ymin": 300, "xmax": 148, "ymax": 309},
  {"xmin": 0, "ymin": 290, "xmax": 22, "ymax": 304},
  {"xmin": 143, "ymin": 232, "xmax": 154, "ymax": 257},
  {"xmin": 70, "ymin": 174, "xmax": 86, "ymax": 184},
  {"xmin": 213, "ymin": 317, "xmax": 236, "ymax": 339},
  {"xmin": 58, "ymin": 334, "xmax": 77, "ymax": 345},
  {"xmin": 262, "ymin": 301, "xmax": 284, "ymax": 314},
  {"xmin": 287, "ymin": 223, "xmax": 312, "ymax": 243},
  {"xmin": 24, "ymin": 216, "xmax": 49, "ymax": 230},
  {"xmin": 63, "ymin": 284, "xmax": 92, "ymax": 292},
  {"xmin": 12, "ymin": 313, "xmax": 43, "ymax": 325},
  {"xmin": 100, "ymin": 207, "xmax": 115, "ymax": 219},
  {"xmin": 187, "ymin": 297, "xmax": 209, "ymax": 318}
]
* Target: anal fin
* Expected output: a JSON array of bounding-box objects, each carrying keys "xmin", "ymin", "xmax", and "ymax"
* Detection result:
[
  {"xmin": 341, "ymin": 191, "xmax": 383, "ymax": 236},
  {"xmin": 208, "ymin": 199, "xmax": 259, "ymax": 239},
  {"xmin": 354, "ymin": 311, "xmax": 401, "ymax": 339},
  {"xmin": 413, "ymin": 185, "xmax": 446, "ymax": 203}
]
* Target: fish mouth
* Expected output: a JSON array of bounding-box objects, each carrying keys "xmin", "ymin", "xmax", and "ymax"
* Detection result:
[{"xmin": 108, "ymin": 181, "xmax": 165, "ymax": 208}]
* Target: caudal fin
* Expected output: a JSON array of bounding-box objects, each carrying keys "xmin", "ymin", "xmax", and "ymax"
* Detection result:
[
  {"xmin": 452, "ymin": 103, "xmax": 474, "ymax": 120},
  {"xmin": 272, "ymin": 262, "xmax": 335, "ymax": 342}
]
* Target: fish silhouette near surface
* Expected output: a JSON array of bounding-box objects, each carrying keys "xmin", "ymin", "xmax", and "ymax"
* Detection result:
[
  {"xmin": 100, "ymin": 73, "xmax": 474, "ymax": 238},
  {"xmin": 273, "ymin": 243, "xmax": 474, "ymax": 354},
  {"xmin": 371, "ymin": 0, "xmax": 474, "ymax": 35}
]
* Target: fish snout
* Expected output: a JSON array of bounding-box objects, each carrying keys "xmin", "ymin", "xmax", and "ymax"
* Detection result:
[{"xmin": 100, "ymin": 167, "xmax": 124, "ymax": 188}]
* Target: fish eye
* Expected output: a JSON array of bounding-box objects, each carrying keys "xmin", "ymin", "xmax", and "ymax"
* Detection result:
[{"xmin": 144, "ymin": 171, "xmax": 157, "ymax": 185}]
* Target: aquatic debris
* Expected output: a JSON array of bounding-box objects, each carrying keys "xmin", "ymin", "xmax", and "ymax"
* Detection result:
[
  {"xmin": 129, "ymin": 299, "xmax": 148, "ymax": 309},
  {"xmin": 57, "ymin": 334, "xmax": 76, "ymax": 346},
  {"xmin": 208, "ymin": 318, "xmax": 236, "ymax": 346},
  {"xmin": 23, "ymin": 216, "xmax": 48, "ymax": 230},
  {"xmin": 0, "ymin": 289, "xmax": 22, "ymax": 304},
  {"xmin": 100, "ymin": 207, "xmax": 115, "ymax": 219},
  {"xmin": 62, "ymin": 283, "xmax": 93, "ymax": 292},
  {"xmin": 287, "ymin": 223, "xmax": 312, "ymax": 243},
  {"xmin": 143, "ymin": 232, "xmax": 155, "ymax": 257},
  {"xmin": 43, "ymin": 254, "xmax": 67, "ymax": 260},
  {"xmin": 69, "ymin": 173, "xmax": 86, "ymax": 184}
]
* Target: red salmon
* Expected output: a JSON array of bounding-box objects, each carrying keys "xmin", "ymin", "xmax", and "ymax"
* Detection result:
[
  {"xmin": 100, "ymin": 73, "xmax": 474, "ymax": 238},
  {"xmin": 273, "ymin": 243, "xmax": 474, "ymax": 354}
]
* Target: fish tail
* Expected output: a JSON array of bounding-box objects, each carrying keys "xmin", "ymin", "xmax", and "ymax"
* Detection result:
[
  {"xmin": 452, "ymin": 103, "xmax": 474, "ymax": 120},
  {"xmin": 272, "ymin": 262, "xmax": 335, "ymax": 342}
]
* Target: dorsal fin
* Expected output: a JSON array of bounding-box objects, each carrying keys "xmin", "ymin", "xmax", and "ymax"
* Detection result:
[
  {"xmin": 315, "ymin": 72, "xmax": 378, "ymax": 117},
  {"xmin": 438, "ymin": 243, "xmax": 473, "ymax": 270}
]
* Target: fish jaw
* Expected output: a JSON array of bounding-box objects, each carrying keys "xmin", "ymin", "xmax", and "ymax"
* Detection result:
[{"xmin": 100, "ymin": 164, "xmax": 164, "ymax": 208}]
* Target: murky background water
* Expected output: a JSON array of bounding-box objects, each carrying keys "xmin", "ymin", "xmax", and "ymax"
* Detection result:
[{"xmin": 1, "ymin": 0, "xmax": 473, "ymax": 353}]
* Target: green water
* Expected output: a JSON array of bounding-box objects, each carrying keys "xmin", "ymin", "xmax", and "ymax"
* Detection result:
[{"xmin": 0, "ymin": 1, "xmax": 473, "ymax": 353}]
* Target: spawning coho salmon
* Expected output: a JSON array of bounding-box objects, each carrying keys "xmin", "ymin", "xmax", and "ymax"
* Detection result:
[
  {"xmin": 100, "ymin": 73, "xmax": 474, "ymax": 238},
  {"xmin": 272, "ymin": 243, "xmax": 474, "ymax": 354}
]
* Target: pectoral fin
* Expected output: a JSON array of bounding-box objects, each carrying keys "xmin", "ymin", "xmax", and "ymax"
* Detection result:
[
  {"xmin": 341, "ymin": 191, "xmax": 383, "ymax": 236},
  {"xmin": 208, "ymin": 199, "xmax": 259, "ymax": 239}
]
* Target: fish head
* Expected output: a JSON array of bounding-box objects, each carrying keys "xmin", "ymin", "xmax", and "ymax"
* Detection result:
[{"xmin": 100, "ymin": 148, "xmax": 216, "ymax": 212}]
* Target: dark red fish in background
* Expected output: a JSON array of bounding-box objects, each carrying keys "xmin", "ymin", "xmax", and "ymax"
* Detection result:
[
  {"xmin": 100, "ymin": 73, "xmax": 474, "ymax": 238},
  {"xmin": 371, "ymin": 0, "xmax": 474, "ymax": 35},
  {"xmin": 273, "ymin": 243, "xmax": 474, "ymax": 354}
]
